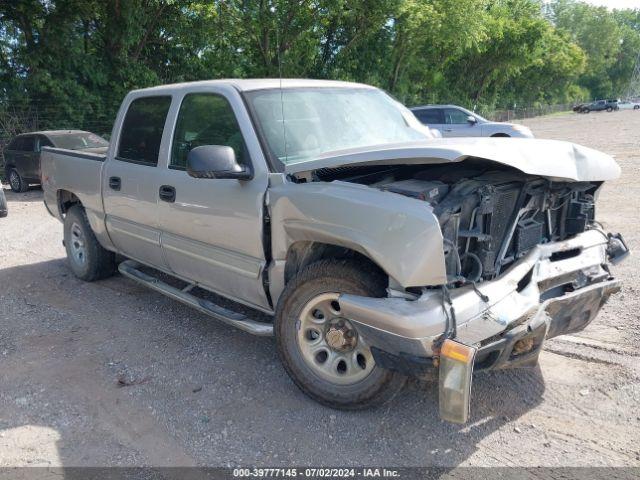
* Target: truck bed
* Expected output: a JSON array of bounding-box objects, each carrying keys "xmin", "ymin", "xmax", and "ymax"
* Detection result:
[{"xmin": 40, "ymin": 146, "xmax": 106, "ymax": 223}]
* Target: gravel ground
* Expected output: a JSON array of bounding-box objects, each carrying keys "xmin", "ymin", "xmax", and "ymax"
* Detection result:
[{"xmin": 0, "ymin": 111, "xmax": 639, "ymax": 469}]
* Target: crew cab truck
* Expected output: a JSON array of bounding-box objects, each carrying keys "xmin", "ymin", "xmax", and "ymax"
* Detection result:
[{"xmin": 41, "ymin": 79, "xmax": 628, "ymax": 422}]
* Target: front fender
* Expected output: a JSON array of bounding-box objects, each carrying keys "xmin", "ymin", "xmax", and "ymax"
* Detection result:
[{"xmin": 269, "ymin": 180, "xmax": 447, "ymax": 289}]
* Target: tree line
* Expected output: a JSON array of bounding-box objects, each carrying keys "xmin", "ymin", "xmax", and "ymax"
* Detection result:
[{"xmin": 1, "ymin": 0, "xmax": 639, "ymax": 138}]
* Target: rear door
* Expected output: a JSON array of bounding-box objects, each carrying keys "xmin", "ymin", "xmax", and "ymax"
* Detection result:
[
  {"xmin": 442, "ymin": 108, "xmax": 480, "ymax": 137},
  {"xmin": 103, "ymin": 95, "xmax": 173, "ymax": 269},
  {"xmin": 4, "ymin": 137, "xmax": 22, "ymax": 174},
  {"xmin": 157, "ymin": 87, "xmax": 270, "ymax": 310}
]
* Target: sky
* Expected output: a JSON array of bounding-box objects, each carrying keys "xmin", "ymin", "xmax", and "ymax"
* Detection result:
[{"xmin": 576, "ymin": 0, "xmax": 640, "ymax": 8}]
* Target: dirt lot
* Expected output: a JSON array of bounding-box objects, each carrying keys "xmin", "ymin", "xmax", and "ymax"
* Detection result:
[{"xmin": 0, "ymin": 110, "xmax": 639, "ymax": 469}]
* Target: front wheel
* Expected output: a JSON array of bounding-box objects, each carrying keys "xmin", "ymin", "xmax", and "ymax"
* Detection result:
[
  {"xmin": 634, "ymin": 105, "xmax": 639, "ymax": 110},
  {"xmin": 8, "ymin": 169, "xmax": 27, "ymax": 193},
  {"xmin": 275, "ymin": 259, "xmax": 405, "ymax": 409},
  {"xmin": 63, "ymin": 205, "xmax": 116, "ymax": 281},
  {"xmin": 607, "ymin": 107, "xmax": 613, "ymax": 112}
]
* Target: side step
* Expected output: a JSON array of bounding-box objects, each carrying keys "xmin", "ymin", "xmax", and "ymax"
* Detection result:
[{"xmin": 118, "ymin": 260, "xmax": 274, "ymax": 336}]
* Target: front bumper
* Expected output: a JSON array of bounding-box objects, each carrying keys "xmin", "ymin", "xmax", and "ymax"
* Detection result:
[{"xmin": 339, "ymin": 229, "xmax": 626, "ymax": 375}]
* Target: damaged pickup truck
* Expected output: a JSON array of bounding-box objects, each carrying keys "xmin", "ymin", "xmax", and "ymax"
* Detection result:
[{"xmin": 41, "ymin": 79, "xmax": 629, "ymax": 422}]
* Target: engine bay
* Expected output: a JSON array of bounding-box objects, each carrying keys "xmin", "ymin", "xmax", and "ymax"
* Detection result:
[{"xmin": 312, "ymin": 160, "xmax": 600, "ymax": 285}]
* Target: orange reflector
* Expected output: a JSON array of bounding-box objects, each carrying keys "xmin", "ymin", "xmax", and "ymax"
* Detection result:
[
  {"xmin": 441, "ymin": 339, "xmax": 474, "ymax": 363},
  {"xmin": 439, "ymin": 339, "xmax": 477, "ymax": 424}
]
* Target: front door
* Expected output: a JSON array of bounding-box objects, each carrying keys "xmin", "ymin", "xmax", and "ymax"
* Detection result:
[
  {"xmin": 442, "ymin": 108, "xmax": 480, "ymax": 137},
  {"xmin": 103, "ymin": 95, "xmax": 173, "ymax": 269},
  {"xmin": 157, "ymin": 89, "xmax": 270, "ymax": 310}
]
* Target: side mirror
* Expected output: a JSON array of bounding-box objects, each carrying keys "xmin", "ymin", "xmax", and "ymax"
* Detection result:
[
  {"xmin": 467, "ymin": 115, "xmax": 477, "ymax": 125},
  {"xmin": 187, "ymin": 145, "xmax": 252, "ymax": 180}
]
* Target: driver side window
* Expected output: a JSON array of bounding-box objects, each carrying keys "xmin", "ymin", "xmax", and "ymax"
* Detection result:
[
  {"xmin": 444, "ymin": 108, "xmax": 472, "ymax": 125},
  {"xmin": 171, "ymin": 93, "xmax": 248, "ymax": 169}
]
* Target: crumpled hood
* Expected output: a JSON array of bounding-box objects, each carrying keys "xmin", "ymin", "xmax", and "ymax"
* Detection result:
[{"xmin": 285, "ymin": 137, "xmax": 620, "ymax": 182}]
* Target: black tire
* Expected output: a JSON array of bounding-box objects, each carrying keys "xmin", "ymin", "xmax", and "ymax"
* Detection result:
[
  {"xmin": 63, "ymin": 205, "xmax": 116, "ymax": 281},
  {"xmin": 606, "ymin": 107, "xmax": 613, "ymax": 112},
  {"xmin": 583, "ymin": 108, "xmax": 590, "ymax": 113},
  {"xmin": 275, "ymin": 259, "xmax": 406, "ymax": 410},
  {"xmin": 634, "ymin": 105, "xmax": 639, "ymax": 110},
  {"xmin": 0, "ymin": 188, "xmax": 7, "ymax": 218},
  {"xmin": 8, "ymin": 168, "xmax": 28, "ymax": 193}
]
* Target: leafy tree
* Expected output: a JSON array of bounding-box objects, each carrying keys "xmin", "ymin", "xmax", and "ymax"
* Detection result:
[{"xmin": 1, "ymin": 0, "xmax": 639, "ymax": 139}]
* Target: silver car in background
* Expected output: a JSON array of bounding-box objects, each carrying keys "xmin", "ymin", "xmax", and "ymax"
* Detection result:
[
  {"xmin": 411, "ymin": 104, "xmax": 534, "ymax": 138},
  {"xmin": 617, "ymin": 100, "xmax": 640, "ymax": 110}
]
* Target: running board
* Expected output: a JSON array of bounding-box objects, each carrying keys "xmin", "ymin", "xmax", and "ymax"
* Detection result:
[{"xmin": 118, "ymin": 260, "xmax": 274, "ymax": 336}]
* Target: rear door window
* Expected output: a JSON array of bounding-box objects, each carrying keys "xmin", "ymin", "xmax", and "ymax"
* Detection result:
[
  {"xmin": 21, "ymin": 136, "xmax": 36, "ymax": 152},
  {"xmin": 117, "ymin": 96, "xmax": 172, "ymax": 166},
  {"xmin": 413, "ymin": 109, "xmax": 443, "ymax": 124}
]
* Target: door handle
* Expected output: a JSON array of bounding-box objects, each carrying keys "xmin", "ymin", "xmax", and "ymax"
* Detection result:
[
  {"xmin": 109, "ymin": 176, "xmax": 121, "ymax": 191},
  {"xmin": 444, "ymin": 128, "xmax": 453, "ymax": 132},
  {"xmin": 159, "ymin": 185, "xmax": 176, "ymax": 203}
]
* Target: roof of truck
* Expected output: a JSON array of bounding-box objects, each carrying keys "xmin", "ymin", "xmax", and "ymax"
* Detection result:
[{"xmin": 131, "ymin": 78, "xmax": 376, "ymax": 94}]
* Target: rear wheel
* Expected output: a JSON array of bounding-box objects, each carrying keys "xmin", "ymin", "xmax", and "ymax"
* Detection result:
[
  {"xmin": 63, "ymin": 205, "xmax": 116, "ymax": 281},
  {"xmin": 583, "ymin": 107, "xmax": 590, "ymax": 113},
  {"xmin": 606, "ymin": 107, "xmax": 613, "ymax": 112},
  {"xmin": 275, "ymin": 259, "xmax": 406, "ymax": 409},
  {"xmin": 8, "ymin": 169, "xmax": 27, "ymax": 193},
  {"xmin": 634, "ymin": 105, "xmax": 639, "ymax": 110}
]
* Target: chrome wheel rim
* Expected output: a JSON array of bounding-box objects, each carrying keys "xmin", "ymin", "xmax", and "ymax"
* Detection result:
[
  {"xmin": 70, "ymin": 222, "xmax": 87, "ymax": 266},
  {"xmin": 296, "ymin": 293, "xmax": 375, "ymax": 385},
  {"xmin": 9, "ymin": 171, "xmax": 20, "ymax": 191}
]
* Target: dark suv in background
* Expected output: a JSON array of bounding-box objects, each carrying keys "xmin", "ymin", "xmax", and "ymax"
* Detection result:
[
  {"xmin": 2, "ymin": 130, "xmax": 108, "ymax": 192},
  {"xmin": 575, "ymin": 99, "xmax": 619, "ymax": 113}
]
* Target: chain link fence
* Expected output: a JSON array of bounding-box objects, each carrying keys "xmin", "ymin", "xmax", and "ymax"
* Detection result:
[{"xmin": 483, "ymin": 103, "xmax": 574, "ymax": 122}]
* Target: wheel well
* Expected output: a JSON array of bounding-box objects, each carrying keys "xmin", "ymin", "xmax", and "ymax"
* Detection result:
[
  {"xmin": 57, "ymin": 190, "xmax": 81, "ymax": 215},
  {"xmin": 491, "ymin": 133, "xmax": 510, "ymax": 137},
  {"xmin": 284, "ymin": 241, "xmax": 387, "ymax": 286}
]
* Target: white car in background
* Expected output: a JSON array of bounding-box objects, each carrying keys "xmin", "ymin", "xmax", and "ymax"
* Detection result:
[
  {"xmin": 617, "ymin": 100, "xmax": 640, "ymax": 110},
  {"xmin": 410, "ymin": 104, "xmax": 534, "ymax": 138}
]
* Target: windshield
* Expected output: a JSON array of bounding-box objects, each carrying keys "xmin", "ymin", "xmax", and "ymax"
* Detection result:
[
  {"xmin": 245, "ymin": 88, "xmax": 433, "ymax": 165},
  {"xmin": 50, "ymin": 132, "xmax": 108, "ymax": 150}
]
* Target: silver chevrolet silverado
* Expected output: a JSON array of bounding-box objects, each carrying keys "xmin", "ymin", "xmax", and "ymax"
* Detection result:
[{"xmin": 41, "ymin": 79, "xmax": 629, "ymax": 422}]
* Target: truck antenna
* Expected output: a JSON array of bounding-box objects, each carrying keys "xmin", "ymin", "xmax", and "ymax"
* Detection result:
[{"xmin": 273, "ymin": 4, "xmax": 288, "ymax": 163}]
